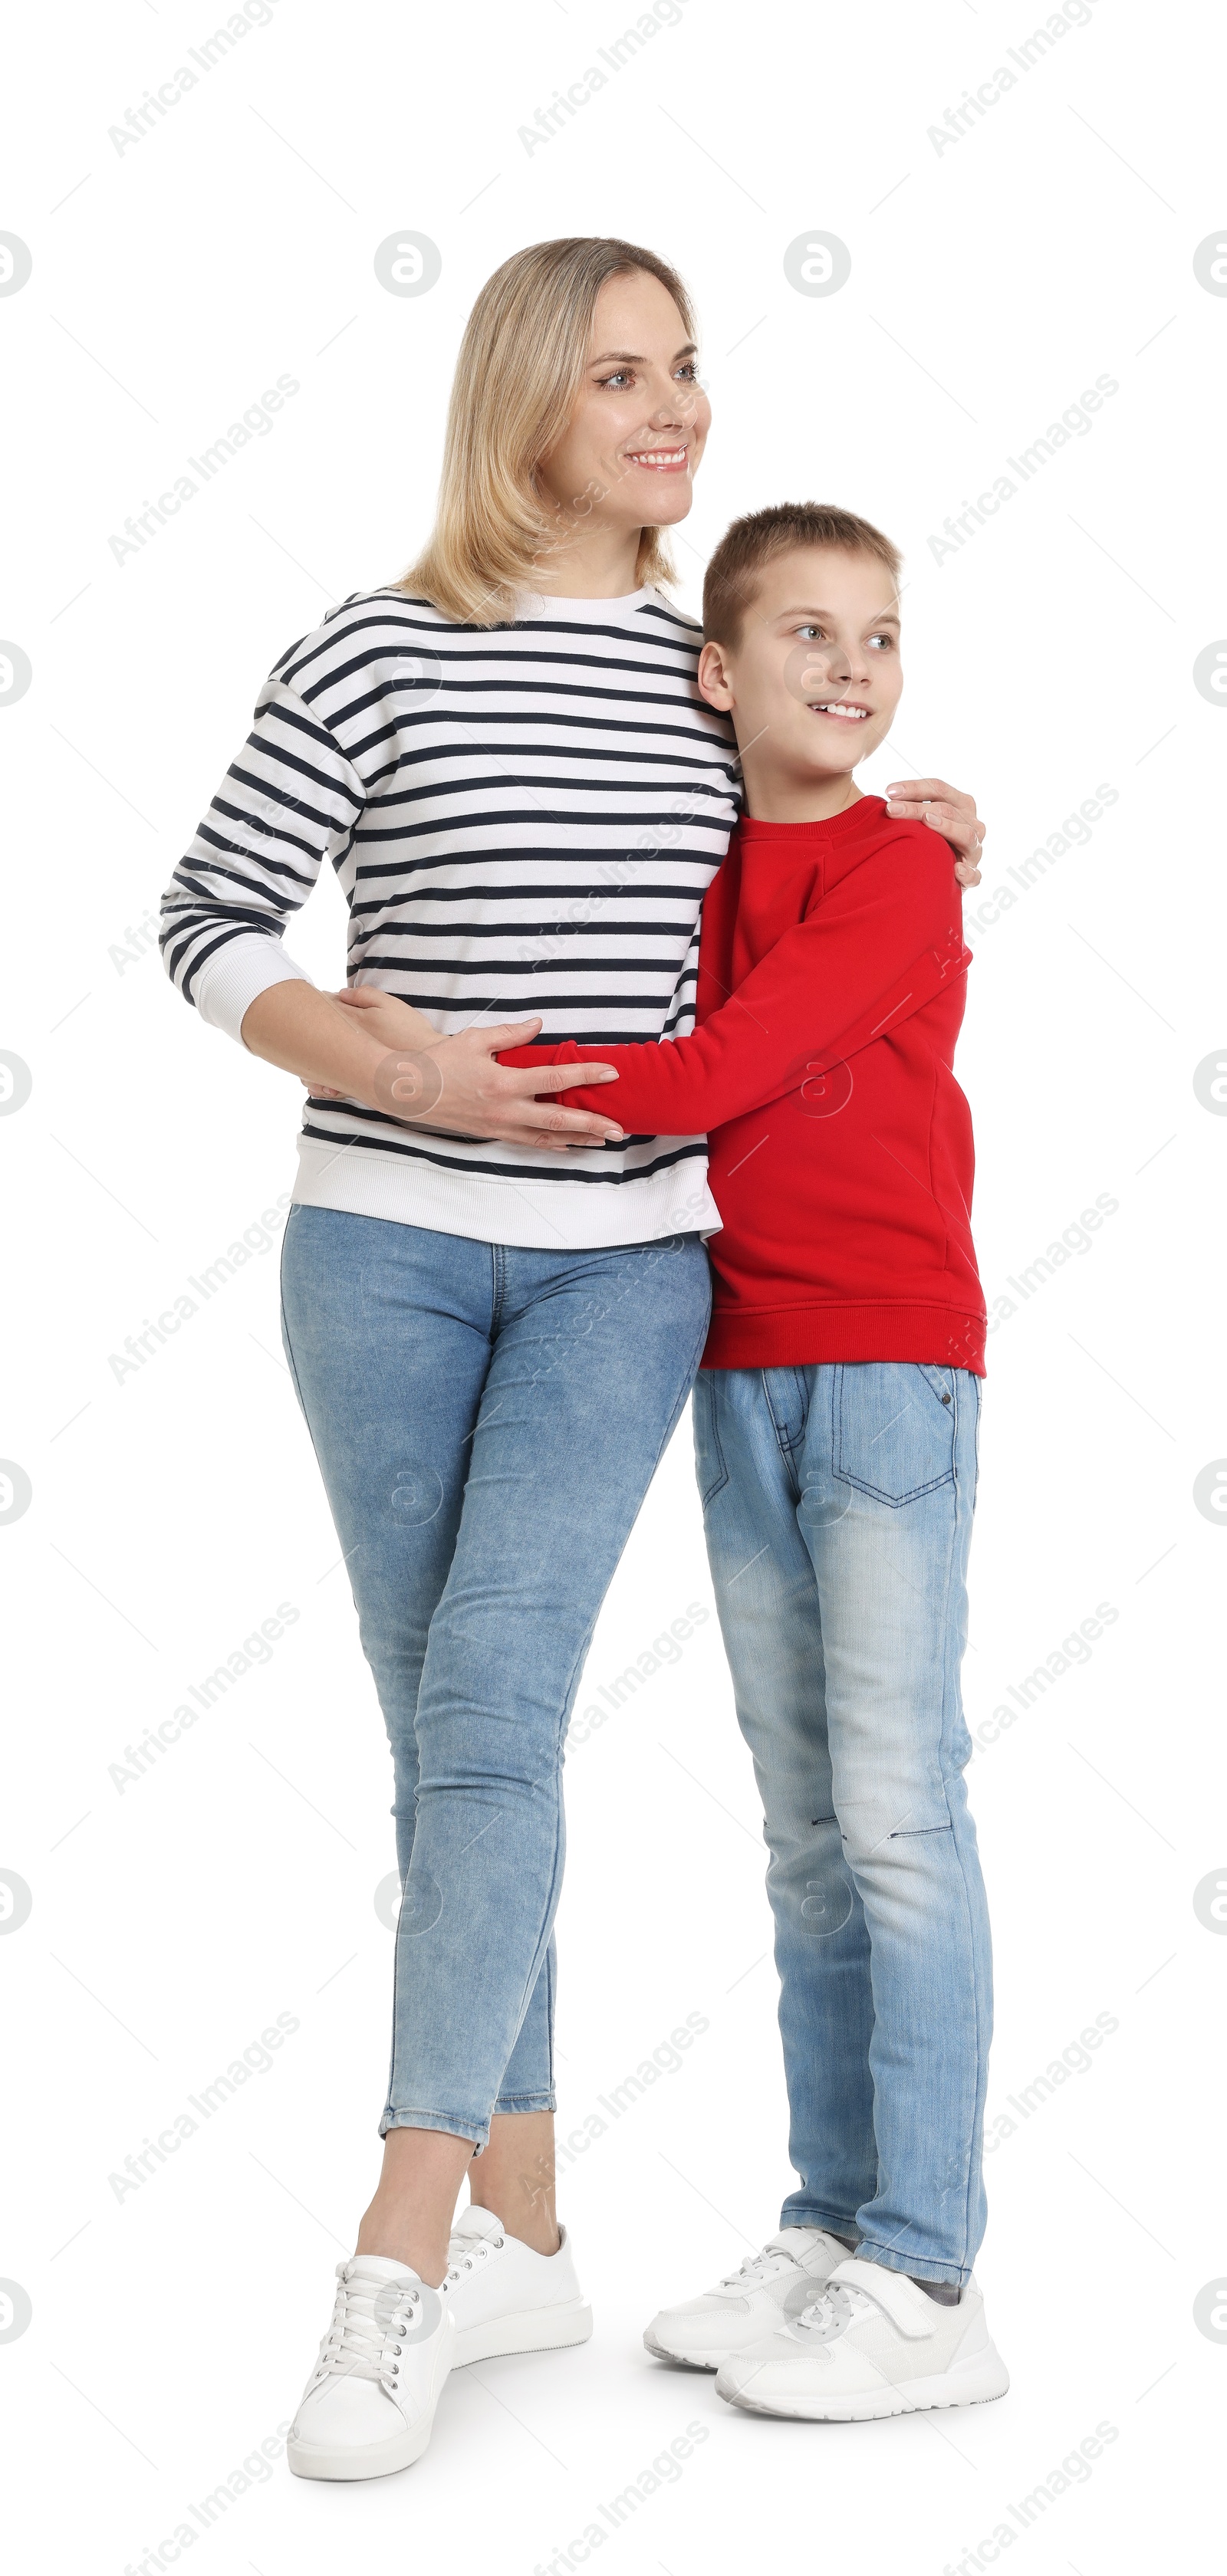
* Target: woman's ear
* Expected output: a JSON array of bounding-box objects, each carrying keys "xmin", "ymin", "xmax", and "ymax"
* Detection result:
[{"xmin": 697, "ymin": 639, "xmax": 734, "ymax": 710}]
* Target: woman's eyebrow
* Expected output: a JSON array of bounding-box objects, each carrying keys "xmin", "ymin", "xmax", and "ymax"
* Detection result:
[{"xmin": 588, "ymin": 342, "xmax": 699, "ymax": 366}]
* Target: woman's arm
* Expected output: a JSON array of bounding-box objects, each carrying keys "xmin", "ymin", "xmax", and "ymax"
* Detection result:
[
  {"xmin": 160, "ymin": 672, "xmax": 363, "ymax": 1038},
  {"xmin": 165, "ymin": 662, "xmax": 623, "ymax": 1148}
]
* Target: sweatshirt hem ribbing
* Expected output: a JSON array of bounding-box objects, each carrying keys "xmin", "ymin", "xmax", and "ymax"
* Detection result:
[
  {"xmin": 701, "ymin": 1300, "xmax": 987, "ymax": 1374},
  {"xmin": 291, "ymin": 1133, "xmax": 722, "ymax": 1250}
]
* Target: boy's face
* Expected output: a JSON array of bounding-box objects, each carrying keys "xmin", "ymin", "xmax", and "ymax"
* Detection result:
[{"xmin": 699, "ymin": 545, "xmax": 903, "ymax": 788}]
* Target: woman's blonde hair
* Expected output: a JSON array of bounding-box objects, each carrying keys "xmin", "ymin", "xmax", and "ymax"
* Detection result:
[{"xmin": 400, "ymin": 236, "xmax": 696, "ymax": 626}]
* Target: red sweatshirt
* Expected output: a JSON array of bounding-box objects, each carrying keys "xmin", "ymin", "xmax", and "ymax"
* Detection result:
[{"xmin": 501, "ymin": 797, "xmax": 986, "ymax": 1374}]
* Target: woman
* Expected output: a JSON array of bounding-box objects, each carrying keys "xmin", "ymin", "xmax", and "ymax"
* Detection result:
[{"xmin": 160, "ymin": 235, "xmax": 985, "ymax": 2481}]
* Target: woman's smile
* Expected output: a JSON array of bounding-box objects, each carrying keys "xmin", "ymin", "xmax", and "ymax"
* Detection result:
[{"xmin": 622, "ymin": 442, "xmax": 691, "ymax": 472}]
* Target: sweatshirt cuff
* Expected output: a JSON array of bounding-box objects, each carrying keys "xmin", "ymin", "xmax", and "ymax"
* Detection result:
[{"xmin": 192, "ymin": 934, "xmax": 317, "ymax": 1046}]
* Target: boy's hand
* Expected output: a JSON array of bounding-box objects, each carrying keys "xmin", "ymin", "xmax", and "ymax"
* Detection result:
[{"xmin": 884, "ymin": 778, "xmax": 985, "ymax": 887}]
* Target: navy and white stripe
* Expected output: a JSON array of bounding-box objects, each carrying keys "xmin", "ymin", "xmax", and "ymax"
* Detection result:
[{"xmin": 161, "ymin": 586, "xmax": 742, "ymax": 1248}]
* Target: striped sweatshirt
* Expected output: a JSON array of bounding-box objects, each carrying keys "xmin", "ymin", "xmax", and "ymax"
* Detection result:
[{"xmin": 160, "ymin": 586, "xmax": 742, "ymax": 1248}]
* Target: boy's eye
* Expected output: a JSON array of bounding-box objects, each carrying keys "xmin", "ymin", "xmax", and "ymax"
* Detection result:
[
  {"xmin": 867, "ymin": 632, "xmax": 896, "ymax": 652},
  {"xmin": 797, "ymin": 623, "xmax": 827, "ymax": 640}
]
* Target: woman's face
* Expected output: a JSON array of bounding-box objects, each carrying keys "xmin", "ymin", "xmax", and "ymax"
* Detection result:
[{"xmin": 535, "ymin": 269, "xmax": 710, "ymax": 559}]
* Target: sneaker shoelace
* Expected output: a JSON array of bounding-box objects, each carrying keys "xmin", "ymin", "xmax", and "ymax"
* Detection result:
[
  {"xmin": 443, "ymin": 2227, "xmax": 505, "ymax": 2288},
  {"xmin": 314, "ymin": 2262, "xmax": 423, "ymax": 2384},
  {"xmin": 716, "ymin": 2236, "xmax": 824, "ymax": 2298},
  {"xmin": 793, "ymin": 2282, "xmax": 870, "ymax": 2341},
  {"xmin": 718, "ymin": 2235, "xmax": 809, "ymax": 2291}
]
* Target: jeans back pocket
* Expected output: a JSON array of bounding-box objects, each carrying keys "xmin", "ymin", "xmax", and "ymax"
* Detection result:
[{"xmin": 834, "ymin": 1362, "xmax": 956, "ymax": 1506}]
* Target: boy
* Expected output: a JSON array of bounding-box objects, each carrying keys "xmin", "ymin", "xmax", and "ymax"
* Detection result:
[{"xmin": 506, "ymin": 504, "xmax": 1006, "ymax": 2420}]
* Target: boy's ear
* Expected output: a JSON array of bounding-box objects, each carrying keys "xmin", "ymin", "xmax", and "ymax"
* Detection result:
[{"xmin": 697, "ymin": 639, "xmax": 735, "ymax": 710}]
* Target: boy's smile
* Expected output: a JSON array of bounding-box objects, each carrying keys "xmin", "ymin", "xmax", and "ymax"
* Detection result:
[{"xmin": 699, "ymin": 544, "xmax": 904, "ymax": 823}]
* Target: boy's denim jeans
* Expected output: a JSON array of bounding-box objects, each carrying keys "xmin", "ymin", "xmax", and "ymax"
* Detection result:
[
  {"xmin": 693, "ymin": 1361, "xmax": 992, "ymax": 2288},
  {"xmin": 280, "ymin": 1204, "xmax": 710, "ymax": 2148}
]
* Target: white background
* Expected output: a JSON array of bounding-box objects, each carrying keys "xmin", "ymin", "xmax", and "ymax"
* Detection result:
[{"xmin": 2, "ymin": 2, "xmax": 1224, "ymax": 2568}]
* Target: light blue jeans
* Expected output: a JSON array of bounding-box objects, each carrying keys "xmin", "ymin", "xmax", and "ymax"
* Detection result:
[
  {"xmin": 694, "ymin": 1362, "xmax": 991, "ymax": 2287},
  {"xmin": 280, "ymin": 1206, "xmax": 710, "ymax": 2147}
]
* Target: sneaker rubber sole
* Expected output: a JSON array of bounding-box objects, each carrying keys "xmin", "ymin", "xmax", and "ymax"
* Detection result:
[
  {"xmin": 643, "ymin": 2326, "xmax": 721, "ymax": 2370},
  {"xmin": 288, "ymin": 2417, "xmax": 436, "ymax": 2479},
  {"xmin": 719, "ymin": 2340, "xmax": 1010, "ymax": 2422},
  {"xmin": 452, "ymin": 2295, "xmax": 594, "ymax": 2368}
]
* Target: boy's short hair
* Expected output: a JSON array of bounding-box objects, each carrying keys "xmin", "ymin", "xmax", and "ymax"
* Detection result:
[{"xmin": 703, "ymin": 503, "xmax": 903, "ymax": 646}]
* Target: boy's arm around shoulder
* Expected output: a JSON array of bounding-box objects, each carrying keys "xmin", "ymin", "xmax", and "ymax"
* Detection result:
[
  {"xmin": 499, "ymin": 820, "xmax": 971, "ymax": 1133},
  {"xmin": 800, "ymin": 819, "xmax": 972, "ymax": 1076}
]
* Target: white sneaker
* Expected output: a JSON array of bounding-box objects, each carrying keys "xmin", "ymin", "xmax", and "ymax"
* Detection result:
[
  {"xmin": 444, "ymin": 2203, "xmax": 593, "ymax": 2366},
  {"xmin": 643, "ymin": 2228, "xmax": 854, "ymax": 2369},
  {"xmin": 715, "ymin": 2255, "xmax": 1010, "ymax": 2420},
  {"xmin": 288, "ymin": 2255, "xmax": 456, "ymax": 2479}
]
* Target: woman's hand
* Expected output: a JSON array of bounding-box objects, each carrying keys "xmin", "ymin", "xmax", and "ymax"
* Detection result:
[
  {"xmin": 307, "ymin": 986, "xmax": 442, "ymax": 1096},
  {"xmin": 332, "ymin": 985, "xmax": 441, "ymax": 1050},
  {"xmin": 885, "ymin": 777, "xmax": 985, "ymax": 887}
]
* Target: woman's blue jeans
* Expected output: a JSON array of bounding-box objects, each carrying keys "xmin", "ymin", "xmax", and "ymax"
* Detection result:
[
  {"xmin": 694, "ymin": 1362, "xmax": 992, "ymax": 2287},
  {"xmin": 280, "ymin": 1206, "xmax": 710, "ymax": 2147}
]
